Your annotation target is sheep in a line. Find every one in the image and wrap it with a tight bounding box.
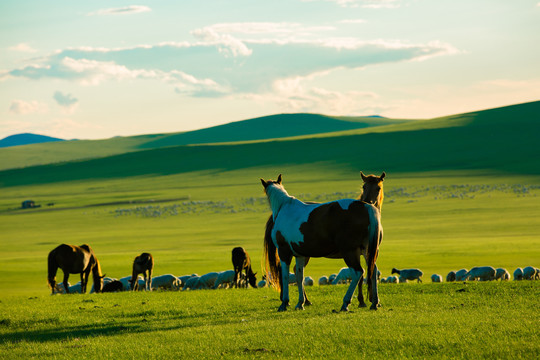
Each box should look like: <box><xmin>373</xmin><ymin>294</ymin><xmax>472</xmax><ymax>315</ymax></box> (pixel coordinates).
<box><xmin>431</xmin><ymin>274</ymin><xmax>443</xmax><ymax>283</ymax></box>
<box><xmin>178</xmin><ymin>274</ymin><xmax>197</xmax><ymax>288</ymax></box>
<box><xmin>331</xmin><ymin>267</ymin><xmax>352</xmax><ymax>285</ymax></box>
<box><xmin>523</xmin><ymin>266</ymin><xmax>540</xmax><ymax>280</ymax></box>
<box><xmin>318</xmin><ymin>276</ymin><xmax>329</xmax><ymax>286</ymax></box>
<box><xmin>303</xmin><ymin>276</ymin><xmax>314</xmax><ymax>286</ymax></box>
<box><xmin>152</xmin><ymin>274</ymin><xmax>181</xmax><ymax>291</ymax></box>
<box><xmin>495</xmin><ymin>268</ymin><xmax>510</xmax><ymax>281</ymax></box>
<box><xmin>455</xmin><ymin>269</ymin><xmax>469</xmax><ymax>281</ymax></box>
<box><xmin>195</xmin><ymin>272</ymin><xmax>219</xmax><ymax>290</ymax></box>
<box><xmin>386</xmin><ymin>276</ymin><xmax>399</xmax><ymax>283</ymax></box>
<box><xmin>446</xmin><ymin>271</ymin><xmax>456</xmax><ymax>282</ymax></box>
<box><xmin>182</xmin><ymin>276</ymin><xmax>201</xmax><ymax>290</ymax></box>
<box><xmin>212</xmin><ymin>270</ymin><xmax>236</xmax><ymax>289</ymax></box>
<box><xmin>328</xmin><ymin>274</ymin><xmax>337</xmax><ymax>284</ymax></box>
<box><xmin>465</xmin><ymin>266</ymin><xmax>496</xmax><ymax>281</ymax></box>
<box><xmin>391</xmin><ymin>268</ymin><xmax>423</xmax><ymax>283</ymax></box>
<box><xmin>513</xmin><ymin>268</ymin><xmax>523</xmax><ymax>281</ymax></box>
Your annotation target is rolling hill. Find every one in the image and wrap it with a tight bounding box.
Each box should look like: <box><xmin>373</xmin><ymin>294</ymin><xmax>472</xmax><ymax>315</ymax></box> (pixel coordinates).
<box><xmin>0</xmin><ymin>114</ymin><xmax>409</xmax><ymax>171</ymax></box>
<box><xmin>0</xmin><ymin>101</ymin><xmax>538</xmax><ymax>188</ymax></box>
<box><xmin>0</xmin><ymin>133</ymin><xmax>65</xmax><ymax>148</ymax></box>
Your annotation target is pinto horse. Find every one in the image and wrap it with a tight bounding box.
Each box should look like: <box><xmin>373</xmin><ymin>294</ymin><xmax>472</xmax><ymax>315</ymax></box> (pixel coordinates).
<box><xmin>232</xmin><ymin>247</ymin><xmax>258</xmax><ymax>288</ymax></box>
<box><xmin>47</xmin><ymin>244</ymin><xmax>104</xmax><ymax>294</ymax></box>
<box><xmin>262</xmin><ymin>172</ymin><xmax>385</xmax><ymax>312</ymax></box>
<box><xmin>130</xmin><ymin>252</ymin><xmax>154</xmax><ymax>291</ymax></box>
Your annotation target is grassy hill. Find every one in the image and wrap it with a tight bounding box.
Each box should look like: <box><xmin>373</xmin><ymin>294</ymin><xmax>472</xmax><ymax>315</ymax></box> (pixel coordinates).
<box><xmin>0</xmin><ymin>113</ymin><xmax>408</xmax><ymax>171</ymax></box>
<box><xmin>1</xmin><ymin>101</ymin><xmax>539</xmax><ymax>188</ymax></box>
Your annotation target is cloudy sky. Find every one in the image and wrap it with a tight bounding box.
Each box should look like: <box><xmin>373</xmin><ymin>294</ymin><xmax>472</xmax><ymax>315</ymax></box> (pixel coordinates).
<box><xmin>1</xmin><ymin>1</ymin><xmax>539</xmax><ymax>140</ymax></box>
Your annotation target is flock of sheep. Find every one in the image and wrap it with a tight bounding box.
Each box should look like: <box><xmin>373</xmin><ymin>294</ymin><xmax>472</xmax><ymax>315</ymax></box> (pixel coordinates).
<box><xmin>52</xmin><ymin>264</ymin><xmax>540</xmax><ymax>295</ymax></box>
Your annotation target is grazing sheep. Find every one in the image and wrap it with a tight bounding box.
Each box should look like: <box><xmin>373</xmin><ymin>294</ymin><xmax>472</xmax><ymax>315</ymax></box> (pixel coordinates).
<box><xmin>431</xmin><ymin>274</ymin><xmax>443</xmax><ymax>283</ymax></box>
<box><xmin>151</xmin><ymin>274</ymin><xmax>181</xmax><ymax>291</ymax></box>
<box><xmin>465</xmin><ymin>266</ymin><xmax>496</xmax><ymax>281</ymax></box>
<box><xmin>513</xmin><ymin>268</ymin><xmax>523</xmax><ymax>281</ymax></box>
<box><xmin>178</xmin><ymin>274</ymin><xmax>197</xmax><ymax>288</ymax></box>
<box><xmin>303</xmin><ymin>276</ymin><xmax>314</xmax><ymax>286</ymax></box>
<box><xmin>212</xmin><ymin>270</ymin><xmax>236</xmax><ymax>289</ymax></box>
<box><xmin>182</xmin><ymin>276</ymin><xmax>201</xmax><ymax>290</ymax></box>
<box><xmin>391</xmin><ymin>268</ymin><xmax>423</xmax><ymax>282</ymax></box>
<box><xmin>318</xmin><ymin>276</ymin><xmax>329</xmax><ymax>286</ymax></box>
<box><xmin>495</xmin><ymin>268</ymin><xmax>510</xmax><ymax>281</ymax></box>
<box><xmin>446</xmin><ymin>271</ymin><xmax>456</xmax><ymax>282</ymax></box>
<box><xmin>455</xmin><ymin>269</ymin><xmax>469</xmax><ymax>281</ymax></box>
<box><xmin>523</xmin><ymin>266</ymin><xmax>540</xmax><ymax>280</ymax></box>
<box><xmin>195</xmin><ymin>272</ymin><xmax>219</xmax><ymax>289</ymax></box>
<box><xmin>332</xmin><ymin>267</ymin><xmax>352</xmax><ymax>285</ymax></box>
<box><xmin>90</xmin><ymin>277</ymin><xmax>115</xmax><ymax>293</ymax></box>
<box><xmin>380</xmin><ymin>277</ymin><xmax>387</xmax><ymax>284</ymax></box>
<box><xmin>328</xmin><ymin>274</ymin><xmax>337</xmax><ymax>284</ymax></box>
<box><xmin>67</xmin><ymin>282</ymin><xmax>83</xmax><ymax>294</ymax></box>
<box><xmin>386</xmin><ymin>276</ymin><xmax>399</xmax><ymax>283</ymax></box>
<box><xmin>130</xmin><ymin>253</ymin><xmax>154</xmax><ymax>291</ymax></box>
<box><xmin>288</xmin><ymin>272</ymin><xmax>297</xmax><ymax>285</ymax></box>
<box><xmin>119</xmin><ymin>275</ymin><xmax>142</xmax><ymax>291</ymax></box>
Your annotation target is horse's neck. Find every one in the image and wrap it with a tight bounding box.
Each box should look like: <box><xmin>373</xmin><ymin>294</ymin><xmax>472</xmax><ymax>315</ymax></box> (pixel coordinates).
<box><xmin>267</xmin><ymin>185</ymin><xmax>295</xmax><ymax>218</ymax></box>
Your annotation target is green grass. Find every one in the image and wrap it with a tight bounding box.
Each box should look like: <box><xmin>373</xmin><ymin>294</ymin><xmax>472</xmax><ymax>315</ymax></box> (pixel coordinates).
<box><xmin>1</xmin><ymin>282</ymin><xmax>538</xmax><ymax>359</ymax></box>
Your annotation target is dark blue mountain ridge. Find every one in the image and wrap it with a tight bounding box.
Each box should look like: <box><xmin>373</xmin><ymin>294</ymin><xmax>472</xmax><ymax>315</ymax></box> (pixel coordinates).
<box><xmin>0</xmin><ymin>133</ymin><xmax>65</xmax><ymax>148</ymax></box>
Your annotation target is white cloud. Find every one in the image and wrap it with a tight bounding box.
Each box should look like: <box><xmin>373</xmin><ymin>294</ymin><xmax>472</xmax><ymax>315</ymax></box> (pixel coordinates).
<box><xmin>88</xmin><ymin>5</ymin><xmax>151</xmax><ymax>16</ymax></box>
<box><xmin>302</xmin><ymin>0</ymin><xmax>401</xmax><ymax>8</ymax></box>
<box><xmin>339</xmin><ymin>19</ymin><xmax>367</xmax><ymax>24</ymax></box>
<box><xmin>9</xmin><ymin>100</ymin><xmax>48</xmax><ymax>115</ymax></box>
<box><xmin>8</xmin><ymin>43</ymin><xmax>37</xmax><ymax>53</ymax></box>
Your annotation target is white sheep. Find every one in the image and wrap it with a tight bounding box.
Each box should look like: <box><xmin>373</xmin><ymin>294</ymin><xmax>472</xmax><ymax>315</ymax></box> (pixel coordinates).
<box><xmin>513</xmin><ymin>268</ymin><xmax>523</xmax><ymax>281</ymax></box>
<box><xmin>522</xmin><ymin>266</ymin><xmax>540</xmax><ymax>280</ymax></box>
<box><xmin>303</xmin><ymin>276</ymin><xmax>314</xmax><ymax>286</ymax></box>
<box><xmin>431</xmin><ymin>274</ymin><xmax>443</xmax><ymax>283</ymax></box>
<box><xmin>151</xmin><ymin>274</ymin><xmax>181</xmax><ymax>291</ymax></box>
<box><xmin>380</xmin><ymin>277</ymin><xmax>387</xmax><ymax>284</ymax></box>
<box><xmin>386</xmin><ymin>276</ymin><xmax>399</xmax><ymax>283</ymax></box>
<box><xmin>332</xmin><ymin>267</ymin><xmax>352</xmax><ymax>285</ymax></box>
<box><xmin>446</xmin><ymin>271</ymin><xmax>456</xmax><ymax>282</ymax></box>
<box><xmin>182</xmin><ymin>276</ymin><xmax>201</xmax><ymax>290</ymax></box>
<box><xmin>328</xmin><ymin>274</ymin><xmax>337</xmax><ymax>284</ymax></box>
<box><xmin>455</xmin><ymin>269</ymin><xmax>469</xmax><ymax>281</ymax></box>
<box><xmin>465</xmin><ymin>266</ymin><xmax>496</xmax><ymax>281</ymax></box>
<box><xmin>288</xmin><ymin>272</ymin><xmax>297</xmax><ymax>285</ymax></box>
<box><xmin>195</xmin><ymin>272</ymin><xmax>219</xmax><ymax>289</ymax></box>
<box><xmin>495</xmin><ymin>268</ymin><xmax>510</xmax><ymax>281</ymax></box>
<box><xmin>119</xmin><ymin>275</ymin><xmax>143</xmax><ymax>291</ymax></box>
<box><xmin>212</xmin><ymin>270</ymin><xmax>235</xmax><ymax>289</ymax></box>
<box><xmin>318</xmin><ymin>276</ymin><xmax>329</xmax><ymax>286</ymax></box>
<box><xmin>391</xmin><ymin>268</ymin><xmax>423</xmax><ymax>282</ymax></box>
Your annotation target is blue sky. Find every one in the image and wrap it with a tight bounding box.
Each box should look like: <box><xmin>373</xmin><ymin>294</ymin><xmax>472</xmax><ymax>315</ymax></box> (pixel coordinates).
<box><xmin>1</xmin><ymin>0</ymin><xmax>539</xmax><ymax>140</ymax></box>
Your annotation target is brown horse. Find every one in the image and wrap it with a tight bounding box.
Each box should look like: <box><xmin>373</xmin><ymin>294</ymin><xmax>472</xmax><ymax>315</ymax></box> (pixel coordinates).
<box><xmin>262</xmin><ymin>172</ymin><xmax>385</xmax><ymax>312</ymax></box>
<box><xmin>47</xmin><ymin>244</ymin><xmax>104</xmax><ymax>294</ymax></box>
<box><xmin>130</xmin><ymin>253</ymin><xmax>154</xmax><ymax>291</ymax></box>
<box><xmin>232</xmin><ymin>247</ymin><xmax>258</xmax><ymax>288</ymax></box>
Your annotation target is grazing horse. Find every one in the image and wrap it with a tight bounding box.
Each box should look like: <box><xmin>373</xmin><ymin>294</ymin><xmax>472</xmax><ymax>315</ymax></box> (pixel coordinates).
<box><xmin>47</xmin><ymin>244</ymin><xmax>104</xmax><ymax>294</ymax></box>
<box><xmin>130</xmin><ymin>253</ymin><xmax>154</xmax><ymax>291</ymax></box>
<box><xmin>232</xmin><ymin>247</ymin><xmax>258</xmax><ymax>288</ymax></box>
<box><xmin>262</xmin><ymin>172</ymin><xmax>385</xmax><ymax>312</ymax></box>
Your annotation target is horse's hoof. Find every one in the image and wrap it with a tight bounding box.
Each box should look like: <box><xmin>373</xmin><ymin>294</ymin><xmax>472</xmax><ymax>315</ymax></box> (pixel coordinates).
<box><xmin>295</xmin><ymin>305</ymin><xmax>305</xmax><ymax>311</ymax></box>
<box><xmin>358</xmin><ymin>303</ymin><xmax>367</xmax><ymax>308</ymax></box>
<box><xmin>340</xmin><ymin>306</ymin><xmax>349</xmax><ymax>312</ymax></box>
<box><xmin>278</xmin><ymin>307</ymin><xmax>287</xmax><ymax>312</ymax></box>
<box><xmin>305</xmin><ymin>300</ymin><xmax>312</xmax><ymax>306</ymax></box>
<box><xmin>370</xmin><ymin>304</ymin><xmax>378</xmax><ymax>311</ymax></box>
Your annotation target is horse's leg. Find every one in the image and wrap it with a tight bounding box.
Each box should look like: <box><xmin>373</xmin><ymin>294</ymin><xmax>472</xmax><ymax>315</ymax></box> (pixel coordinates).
<box><xmin>357</xmin><ymin>266</ymin><xmax>367</xmax><ymax>308</ymax></box>
<box><xmin>233</xmin><ymin>268</ymin><xmax>239</xmax><ymax>288</ymax></box>
<box><xmin>147</xmin><ymin>268</ymin><xmax>153</xmax><ymax>291</ymax></box>
<box><xmin>278</xmin><ymin>260</ymin><xmax>291</xmax><ymax>312</ymax></box>
<box><xmin>369</xmin><ymin>264</ymin><xmax>380</xmax><ymax>310</ymax></box>
<box><xmin>294</xmin><ymin>257</ymin><xmax>307</xmax><ymax>310</ymax></box>
<box><xmin>81</xmin><ymin>270</ymin><xmax>90</xmax><ymax>293</ymax></box>
<box><xmin>303</xmin><ymin>257</ymin><xmax>312</xmax><ymax>306</ymax></box>
<box><xmin>63</xmin><ymin>271</ymin><xmax>70</xmax><ymax>294</ymax></box>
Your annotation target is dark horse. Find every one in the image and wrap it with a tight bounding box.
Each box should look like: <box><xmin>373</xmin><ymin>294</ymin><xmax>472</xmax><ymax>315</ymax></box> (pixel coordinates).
<box><xmin>47</xmin><ymin>244</ymin><xmax>104</xmax><ymax>294</ymax></box>
<box><xmin>130</xmin><ymin>252</ymin><xmax>154</xmax><ymax>291</ymax></box>
<box><xmin>262</xmin><ymin>172</ymin><xmax>385</xmax><ymax>312</ymax></box>
<box><xmin>232</xmin><ymin>247</ymin><xmax>258</xmax><ymax>288</ymax></box>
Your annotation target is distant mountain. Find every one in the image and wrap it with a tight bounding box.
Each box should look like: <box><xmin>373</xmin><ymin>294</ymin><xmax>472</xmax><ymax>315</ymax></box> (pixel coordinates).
<box><xmin>0</xmin><ymin>133</ymin><xmax>65</xmax><ymax>148</ymax></box>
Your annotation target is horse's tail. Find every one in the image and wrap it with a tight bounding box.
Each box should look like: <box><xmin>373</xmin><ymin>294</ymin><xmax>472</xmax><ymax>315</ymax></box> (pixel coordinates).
<box><xmin>366</xmin><ymin>205</ymin><xmax>382</xmax><ymax>283</ymax></box>
<box><xmin>262</xmin><ymin>215</ymin><xmax>281</xmax><ymax>291</ymax></box>
<box><xmin>47</xmin><ymin>248</ymin><xmax>58</xmax><ymax>291</ymax></box>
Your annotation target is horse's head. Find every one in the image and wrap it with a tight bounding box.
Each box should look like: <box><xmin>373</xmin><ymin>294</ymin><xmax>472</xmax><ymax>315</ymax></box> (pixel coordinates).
<box><xmin>359</xmin><ymin>171</ymin><xmax>386</xmax><ymax>211</ymax></box>
<box><xmin>248</xmin><ymin>272</ymin><xmax>258</xmax><ymax>288</ymax></box>
<box><xmin>92</xmin><ymin>258</ymin><xmax>104</xmax><ymax>293</ymax></box>
<box><xmin>260</xmin><ymin>174</ymin><xmax>282</xmax><ymax>192</ymax></box>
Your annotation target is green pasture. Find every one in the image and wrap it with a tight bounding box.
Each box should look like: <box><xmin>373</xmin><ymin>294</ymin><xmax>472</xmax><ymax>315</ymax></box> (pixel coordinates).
<box><xmin>1</xmin><ymin>169</ymin><xmax>539</xmax><ymax>296</ymax></box>
<box><xmin>1</xmin><ymin>282</ymin><xmax>538</xmax><ymax>359</ymax></box>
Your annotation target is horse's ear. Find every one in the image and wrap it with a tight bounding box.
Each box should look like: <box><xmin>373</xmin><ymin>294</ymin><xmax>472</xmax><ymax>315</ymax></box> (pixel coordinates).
<box><xmin>277</xmin><ymin>174</ymin><xmax>282</xmax><ymax>184</ymax></box>
<box><xmin>100</xmin><ymin>274</ymin><xmax>106</xmax><ymax>279</ymax></box>
<box><xmin>361</xmin><ymin>171</ymin><xmax>367</xmax><ymax>182</ymax></box>
<box><xmin>260</xmin><ymin>178</ymin><xmax>268</xmax><ymax>188</ymax></box>
<box><xmin>380</xmin><ymin>172</ymin><xmax>386</xmax><ymax>180</ymax></box>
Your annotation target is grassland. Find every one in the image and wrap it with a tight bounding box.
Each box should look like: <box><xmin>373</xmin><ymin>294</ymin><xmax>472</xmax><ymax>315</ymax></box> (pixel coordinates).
<box><xmin>1</xmin><ymin>101</ymin><xmax>539</xmax><ymax>358</ymax></box>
